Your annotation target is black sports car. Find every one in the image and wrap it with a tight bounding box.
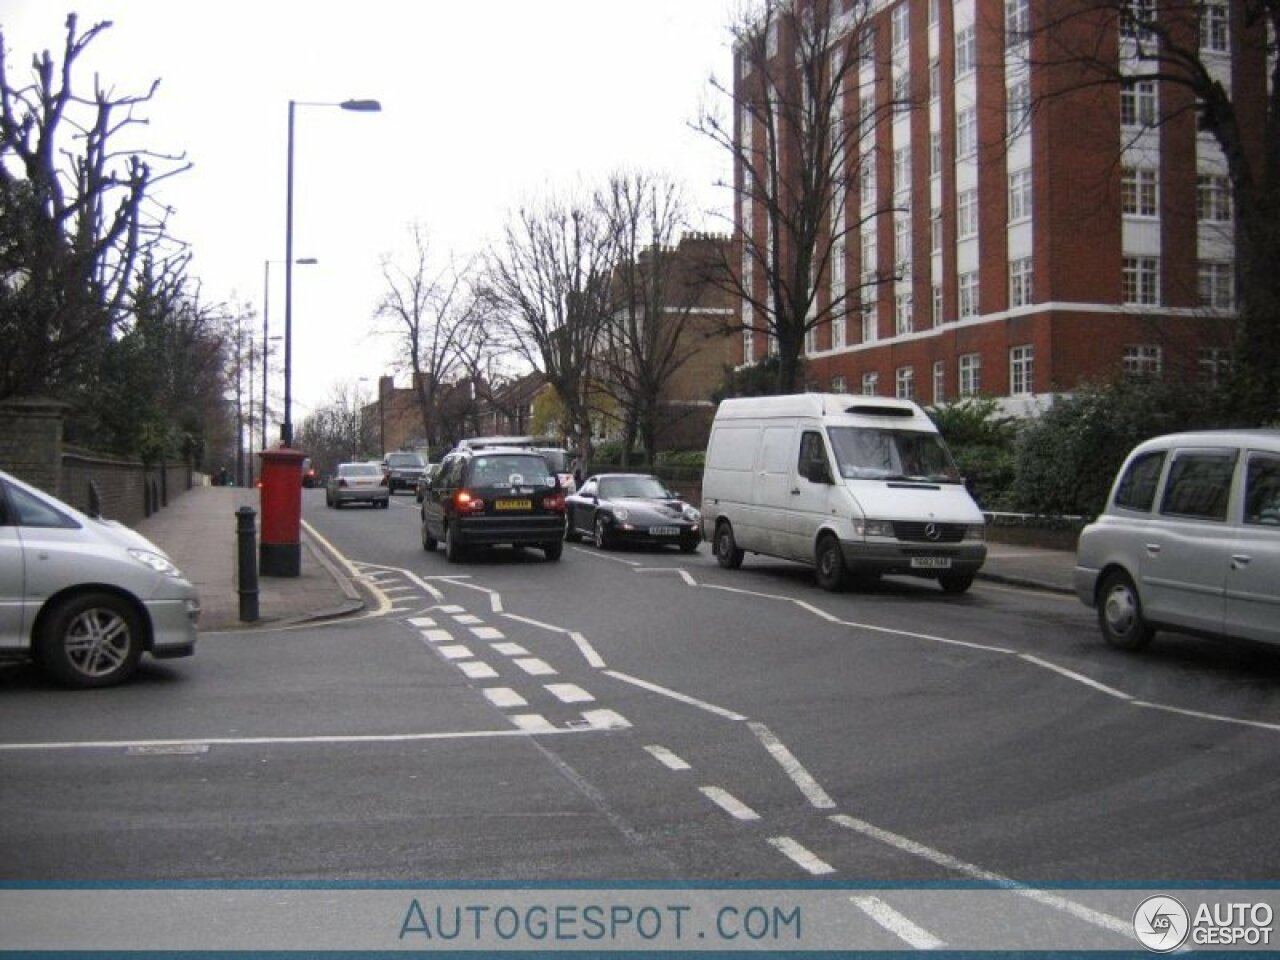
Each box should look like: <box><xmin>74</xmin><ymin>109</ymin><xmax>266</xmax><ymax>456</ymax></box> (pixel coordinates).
<box><xmin>565</xmin><ymin>473</ymin><xmax>701</xmax><ymax>552</ymax></box>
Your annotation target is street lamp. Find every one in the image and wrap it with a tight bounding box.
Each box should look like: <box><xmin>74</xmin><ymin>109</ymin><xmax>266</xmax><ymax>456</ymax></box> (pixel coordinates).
<box><xmin>281</xmin><ymin>97</ymin><xmax>382</xmax><ymax>449</ymax></box>
<box><xmin>263</xmin><ymin>257</ymin><xmax>316</xmax><ymax>450</ymax></box>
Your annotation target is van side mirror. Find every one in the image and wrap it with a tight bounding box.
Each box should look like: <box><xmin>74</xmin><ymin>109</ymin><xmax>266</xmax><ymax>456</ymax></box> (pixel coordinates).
<box><xmin>805</xmin><ymin>460</ymin><xmax>832</xmax><ymax>484</ymax></box>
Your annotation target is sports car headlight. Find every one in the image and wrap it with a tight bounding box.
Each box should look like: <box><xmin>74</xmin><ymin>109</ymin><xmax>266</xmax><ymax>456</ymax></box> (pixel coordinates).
<box><xmin>129</xmin><ymin>548</ymin><xmax>184</xmax><ymax>578</ymax></box>
<box><xmin>682</xmin><ymin>504</ymin><xmax>701</xmax><ymax>523</ymax></box>
<box><xmin>613</xmin><ymin>507</ymin><xmax>629</xmax><ymax>522</ymax></box>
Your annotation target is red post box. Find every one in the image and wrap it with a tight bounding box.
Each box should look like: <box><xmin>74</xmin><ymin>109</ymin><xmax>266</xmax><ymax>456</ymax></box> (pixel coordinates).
<box><xmin>258</xmin><ymin>447</ymin><xmax>306</xmax><ymax>577</ymax></box>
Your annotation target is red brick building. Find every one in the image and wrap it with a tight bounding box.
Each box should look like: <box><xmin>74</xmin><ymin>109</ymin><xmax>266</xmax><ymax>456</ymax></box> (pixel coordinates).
<box><xmin>735</xmin><ymin>0</ymin><xmax>1248</xmax><ymax>413</ymax></box>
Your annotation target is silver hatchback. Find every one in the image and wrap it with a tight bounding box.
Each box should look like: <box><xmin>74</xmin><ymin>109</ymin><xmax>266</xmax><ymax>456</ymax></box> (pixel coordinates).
<box><xmin>1074</xmin><ymin>430</ymin><xmax>1280</xmax><ymax>651</ymax></box>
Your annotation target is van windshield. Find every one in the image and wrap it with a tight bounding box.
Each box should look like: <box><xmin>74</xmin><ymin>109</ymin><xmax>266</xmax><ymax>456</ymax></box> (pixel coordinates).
<box><xmin>827</xmin><ymin>427</ymin><xmax>962</xmax><ymax>483</ymax></box>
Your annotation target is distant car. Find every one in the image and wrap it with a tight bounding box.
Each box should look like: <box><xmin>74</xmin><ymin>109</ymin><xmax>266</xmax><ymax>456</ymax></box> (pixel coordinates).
<box><xmin>565</xmin><ymin>473</ymin><xmax>701</xmax><ymax>552</ymax></box>
<box><xmin>383</xmin><ymin>451</ymin><xmax>429</xmax><ymax>494</ymax></box>
<box><xmin>326</xmin><ymin>462</ymin><xmax>390</xmax><ymax>509</ymax></box>
<box><xmin>420</xmin><ymin>446</ymin><xmax>566</xmax><ymax>562</ymax></box>
<box><xmin>1074</xmin><ymin>429</ymin><xmax>1280</xmax><ymax>651</ymax></box>
<box><xmin>0</xmin><ymin>469</ymin><xmax>199</xmax><ymax>688</ymax></box>
<box><xmin>301</xmin><ymin>457</ymin><xmax>319</xmax><ymax>488</ymax></box>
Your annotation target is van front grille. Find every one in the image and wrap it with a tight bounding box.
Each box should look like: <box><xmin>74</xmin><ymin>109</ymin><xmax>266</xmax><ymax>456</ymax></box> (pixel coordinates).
<box><xmin>892</xmin><ymin>521</ymin><xmax>966</xmax><ymax>543</ymax></box>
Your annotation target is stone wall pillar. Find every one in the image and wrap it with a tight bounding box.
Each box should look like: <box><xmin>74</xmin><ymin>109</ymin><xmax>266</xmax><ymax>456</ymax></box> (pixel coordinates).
<box><xmin>0</xmin><ymin>398</ymin><xmax>68</xmax><ymax>493</ymax></box>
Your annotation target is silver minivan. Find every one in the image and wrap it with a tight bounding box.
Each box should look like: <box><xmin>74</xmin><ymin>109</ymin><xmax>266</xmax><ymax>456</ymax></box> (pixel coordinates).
<box><xmin>0</xmin><ymin>469</ymin><xmax>200</xmax><ymax>687</ymax></box>
<box><xmin>1074</xmin><ymin>430</ymin><xmax>1280</xmax><ymax>650</ymax></box>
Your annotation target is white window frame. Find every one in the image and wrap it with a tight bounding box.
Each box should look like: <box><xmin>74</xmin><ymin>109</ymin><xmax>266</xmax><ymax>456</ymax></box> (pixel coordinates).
<box><xmin>896</xmin><ymin>365</ymin><xmax>916</xmax><ymax>400</ymax></box>
<box><xmin>1009</xmin><ymin>257</ymin><xmax>1033</xmax><ymax>308</ymax></box>
<box><xmin>1008</xmin><ymin>167</ymin><xmax>1033</xmax><ymax>222</ymax></box>
<box><xmin>862</xmin><ymin>371</ymin><xmax>880</xmax><ymax>395</ymax></box>
<box><xmin>956</xmin><ymin>108</ymin><xmax>978</xmax><ymax>159</ymax></box>
<box><xmin>1122</xmin><ymin>256</ymin><xmax>1161</xmax><ymax>306</ymax></box>
<box><xmin>958</xmin><ymin>353</ymin><xmax>982</xmax><ymax>397</ymax></box>
<box><xmin>958</xmin><ymin>270</ymin><xmax>980</xmax><ymax>318</ymax></box>
<box><xmin>1122</xmin><ymin>166</ymin><xmax>1159</xmax><ymax>217</ymax></box>
<box><xmin>1010</xmin><ymin>344</ymin><xmax>1034</xmax><ymax>396</ymax></box>
<box><xmin>957</xmin><ymin>189</ymin><xmax>979</xmax><ymax>239</ymax></box>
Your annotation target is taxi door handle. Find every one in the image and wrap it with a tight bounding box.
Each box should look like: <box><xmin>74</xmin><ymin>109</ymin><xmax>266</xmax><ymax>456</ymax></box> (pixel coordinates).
<box><xmin>1231</xmin><ymin>554</ymin><xmax>1252</xmax><ymax>569</ymax></box>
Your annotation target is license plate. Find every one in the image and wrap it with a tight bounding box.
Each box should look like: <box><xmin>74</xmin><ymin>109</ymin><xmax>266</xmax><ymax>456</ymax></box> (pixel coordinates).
<box><xmin>910</xmin><ymin>557</ymin><xmax>952</xmax><ymax>569</ymax></box>
<box><xmin>649</xmin><ymin>526</ymin><xmax>680</xmax><ymax>536</ymax></box>
<box><xmin>495</xmin><ymin>499</ymin><xmax>532</xmax><ymax>511</ymax></box>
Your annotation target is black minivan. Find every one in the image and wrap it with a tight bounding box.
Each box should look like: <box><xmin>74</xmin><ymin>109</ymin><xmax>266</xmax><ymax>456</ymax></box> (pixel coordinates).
<box><xmin>420</xmin><ymin>446</ymin><xmax>567</xmax><ymax>562</ymax></box>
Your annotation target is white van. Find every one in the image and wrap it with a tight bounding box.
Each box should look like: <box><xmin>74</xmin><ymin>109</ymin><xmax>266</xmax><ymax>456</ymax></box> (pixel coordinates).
<box><xmin>700</xmin><ymin>394</ymin><xmax>987</xmax><ymax>592</ymax></box>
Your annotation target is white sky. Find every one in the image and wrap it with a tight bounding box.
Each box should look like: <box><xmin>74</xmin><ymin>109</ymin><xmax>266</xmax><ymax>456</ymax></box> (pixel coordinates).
<box><xmin>0</xmin><ymin>0</ymin><xmax>738</xmax><ymax>430</ymax></box>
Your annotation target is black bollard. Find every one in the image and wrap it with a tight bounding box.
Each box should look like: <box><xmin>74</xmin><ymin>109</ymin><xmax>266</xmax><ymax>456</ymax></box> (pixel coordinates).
<box><xmin>236</xmin><ymin>505</ymin><xmax>260</xmax><ymax>622</ymax></box>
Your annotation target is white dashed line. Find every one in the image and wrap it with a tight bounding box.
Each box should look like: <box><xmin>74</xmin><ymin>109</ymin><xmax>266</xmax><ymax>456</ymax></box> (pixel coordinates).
<box><xmin>644</xmin><ymin>745</ymin><xmax>692</xmax><ymax>771</ymax></box>
<box><xmin>421</xmin><ymin>630</ymin><xmax>453</xmax><ymax>644</ymax></box>
<box><xmin>437</xmin><ymin>645</ymin><xmax>473</xmax><ymax>661</ymax></box>
<box><xmin>749</xmin><ymin>722</ymin><xmax>836</xmax><ymax>809</ymax></box>
<box><xmin>471</xmin><ymin>626</ymin><xmax>505</xmax><ymax>640</ymax></box>
<box><xmin>514</xmin><ymin>658</ymin><xmax>557</xmax><ymax>677</ymax></box>
<box><xmin>407</xmin><ymin>617</ymin><xmax>437</xmax><ymax>628</ymax></box>
<box><xmin>700</xmin><ymin>786</ymin><xmax>760</xmax><ymax>821</ymax></box>
<box><xmin>453</xmin><ymin>614</ymin><xmax>483</xmax><ymax>625</ymax></box>
<box><xmin>545</xmin><ymin>683</ymin><xmax>595</xmax><ymax>704</ymax></box>
<box><xmin>767</xmin><ymin>836</ymin><xmax>836</xmax><ymax>876</ymax></box>
<box><xmin>850</xmin><ymin>896</ymin><xmax>946</xmax><ymax>949</ymax></box>
<box><xmin>582</xmin><ymin>709</ymin><xmax>631</xmax><ymax>730</ymax></box>
<box><xmin>569</xmin><ymin>632</ymin><xmax>606</xmax><ymax>669</ymax></box>
<box><xmin>483</xmin><ymin>688</ymin><xmax>528</xmax><ymax>709</ymax></box>
<box><xmin>511</xmin><ymin>714</ymin><xmax>556</xmax><ymax>733</ymax></box>
<box><xmin>491</xmin><ymin>642</ymin><xmax>529</xmax><ymax>657</ymax></box>
<box><xmin>457</xmin><ymin>661</ymin><xmax>499</xmax><ymax>680</ymax></box>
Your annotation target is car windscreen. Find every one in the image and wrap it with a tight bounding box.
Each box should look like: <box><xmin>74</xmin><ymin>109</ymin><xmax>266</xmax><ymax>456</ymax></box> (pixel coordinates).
<box><xmin>469</xmin><ymin>456</ymin><xmax>555</xmax><ymax>488</ymax></box>
<box><xmin>827</xmin><ymin>427</ymin><xmax>962</xmax><ymax>483</ymax></box>
<box><xmin>600</xmin><ymin>476</ymin><xmax>668</xmax><ymax>500</ymax></box>
<box><xmin>387</xmin><ymin>453</ymin><xmax>424</xmax><ymax>467</ymax></box>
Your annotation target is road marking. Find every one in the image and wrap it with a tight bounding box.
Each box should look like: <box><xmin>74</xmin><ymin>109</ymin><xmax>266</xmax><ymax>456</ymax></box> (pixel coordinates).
<box><xmin>1132</xmin><ymin>699</ymin><xmax>1280</xmax><ymax>732</ymax></box>
<box><xmin>582</xmin><ymin>709</ymin><xmax>631</xmax><ymax>730</ymax></box>
<box><xmin>768</xmin><ymin>836</ymin><xmax>836</xmax><ymax>876</ymax></box>
<box><xmin>504</xmin><ymin>613</ymin><xmax>568</xmax><ymax>634</ymax></box>
<box><xmin>637</xmin><ymin>568</ymin><xmax>698</xmax><ymax>586</ymax></box>
<box><xmin>546</xmin><ymin>683</ymin><xmax>595</xmax><ymax>704</ymax></box>
<box><xmin>491</xmin><ymin>642</ymin><xmax>529</xmax><ymax>657</ymax></box>
<box><xmin>749</xmin><ymin>722</ymin><xmax>836</xmax><ymax>809</ymax></box>
<box><xmin>515</xmin><ymin>657</ymin><xmax>557</xmax><ymax>677</ymax></box>
<box><xmin>471</xmin><ymin>626</ymin><xmax>505</xmax><ymax>640</ymax></box>
<box><xmin>438</xmin><ymin>605</ymin><xmax>465</xmax><ymax>613</ymax></box>
<box><xmin>571</xmin><ymin>546</ymin><xmax>641</xmax><ymax>566</ymax></box>
<box><xmin>512</xmin><ymin>714</ymin><xmax>556</xmax><ymax>733</ymax></box>
<box><xmin>604</xmin><ymin>670</ymin><xmax>748</xmax><ymax>722</ymax></box>
<box><xmin>437</xmin><ymin>645</ymin><xmax>473</xmax><ymax>661</ymax></box>
<box><xmin>453</xmin><ymin>614</ymin><xmax>483</xmax><ymax>625</ymax></box>
<box><xmin>1019</xmin><ymin>654</ymin><xmax>1133</xmax><ymax>700</ymax></box>
<box><xmin>850</xmin><ymin>896</ymin><xmax>946</xmax><ymax>950</ymax></box>
<box><xmin>421</xmin><ymin>630</ymin><xmax>453</xmax><ymax>644</ymax></box>
<box><xmin>830</xmin><ymin>814</ymin><xmax>1130</xmax><ymax>937</ymax></box>
<box><xmin>644</xmin><ymin>745</ymin><xmax>691</xmax><ymax>771</ymax></box>
<box><xmin>457</xmin><ymin>661</ymin><xmax>499</xmax><ymax>680</ymax></box>
<box><xmin>483</xmin><ymin>688</ymin><xmax>528</xmax><ymax>709</ymax></box>
<box><xmin>569</xmin><ymin>631</ymin><xmax>607</xmax><ymax>669</ymax></box>
<box><xmin>407</xmin><ymin>617</ymin><xmax>437</xmax><ymax>628</ymax></box>
<box><xmin>700</xmin><ymin>786</ymin><xmax>760</xmax><ymax>821</ymax></box>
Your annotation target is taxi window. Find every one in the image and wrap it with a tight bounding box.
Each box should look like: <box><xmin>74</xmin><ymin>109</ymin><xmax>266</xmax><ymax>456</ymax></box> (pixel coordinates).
<box><xmin>1159</xmin><ymin>450</ymin><xmax>1236</xmax><ymax>522</ymax></box>
<box><xmin>1243</xmin><ymin>453</ymin><xmax>1280</xmax><ymax>526</ymax></box>
<box><xmin>1113</xmin><ymin>451</ymin><xmax>1165</xmax><ymax>512</ymax></box>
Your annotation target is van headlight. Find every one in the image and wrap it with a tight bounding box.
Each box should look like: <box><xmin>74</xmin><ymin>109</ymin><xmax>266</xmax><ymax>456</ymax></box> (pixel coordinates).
<box><xmin>129</xmin><ymin>548</ymin><xmax>184</xmax><ymax>578</ymax></box>
<box><xmin>852</xmin><ymin>519</ymin><xmax>894</xmax><ymax>538</ymax></box>
<box><xmin>964</xmin><ymin>524</ymin><xmax>986</xmax><ymax>541</ymax></box>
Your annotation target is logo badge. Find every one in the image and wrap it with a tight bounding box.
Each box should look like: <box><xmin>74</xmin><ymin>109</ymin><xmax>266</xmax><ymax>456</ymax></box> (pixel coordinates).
<box><xmin>1133</xmin><ymin>895</ymin><xmax>1190</xmax><ymax>952</ymax></box>
<box><xmin>924</xmin><ymin>522</ymin><xmax>941</xmax><ymax>541</ymax></box>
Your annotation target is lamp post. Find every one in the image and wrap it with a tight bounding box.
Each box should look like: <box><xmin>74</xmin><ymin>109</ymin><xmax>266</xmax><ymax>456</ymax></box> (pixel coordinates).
<box><xmin>281</xmin><ymin>97</ymin><xmax>381</xmax><ymax>449</ymax></box>
<box><xmin>262</xmin><ymin>257</ymin><xmax>316</xmax><ymax>451</ymax></box>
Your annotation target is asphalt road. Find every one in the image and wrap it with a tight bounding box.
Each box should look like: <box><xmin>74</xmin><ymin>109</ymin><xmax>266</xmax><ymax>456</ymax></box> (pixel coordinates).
<box><xmin>3</xmin><ymin>488</ymin><xmax>1279</xmax><ymax>947</ymax></box>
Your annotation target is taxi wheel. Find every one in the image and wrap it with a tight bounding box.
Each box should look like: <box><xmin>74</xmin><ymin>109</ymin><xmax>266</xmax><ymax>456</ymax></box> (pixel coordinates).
<box><xmin>1098</xmin><ymin>570</ymin><xmax>1154</xmax><ymax>650</ymax></box>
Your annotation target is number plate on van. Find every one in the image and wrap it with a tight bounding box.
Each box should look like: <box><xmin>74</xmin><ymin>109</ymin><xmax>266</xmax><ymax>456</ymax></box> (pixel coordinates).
<box><xmin>910</xmin><ymin>557</ymin><xmax>951</xmax><ymax>569</ymax></box>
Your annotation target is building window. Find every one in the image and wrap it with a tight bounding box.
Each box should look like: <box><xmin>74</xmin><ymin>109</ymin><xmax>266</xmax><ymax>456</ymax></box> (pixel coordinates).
<box><xmin>956</xmin><ymin>107</ymin><xmax>978</xmax><ymax>159</ymax></box>
<box><xmin>930</xmin><ymin>209</ymin><xmax>942</xmax><ymax>253</ymax></box>
<box><xmin>896</xmin><ymin>365</ymin><xmax>916</xmax><ymax>399</ymax></box>
<box><xmin>831</xmin><ymin>239</ymin><xmax>846</xmax><ymax>302</ymax></box>
<box><xmin>895</xmin><ymin>291</ymin><xmax>913</xmax><ymax>335</ymax></box>
<box><xmin>1010</xmin><ymin>344</ymin><xmax>1034</xmax><ymax>395</ymax></box>
<box><xmin>1006</xmin><ymin>0</ymin><xmax>1031</xmax><ymax>49</ymax></box>
<box><xmin>1009</xmin><ymin>256</ymin><xmax>1033</xmax><ymax>307</ymax></box>
<box><xmin>831</xmin><ymin>375</ymin><xmax>847</xmax><ymax>394</ymax></box>
<box><xmin>894</xmin><ymin>145</ymin><xmax>912</xmax><ymax>193</ymax></box>
<box><xmin>957</xmin><ymin>189</ymin><xmax>979</xmax><ymax>239</ymax></box>
<box><xmin>1008</xmin><ymin>167</ymin><xmax>1033</xmax><ymax>222</ymax></box>
<box><xmin>1120</xmin><ymin>79</ymin><xmax>1158</xmax><ymax>127</ymax></box>
<box><xmin>1198</xmin><ymin>261</ymin><xmax>1234</xmax><ymax>309</ymax></box>
<box><xmin>861</xmin><ymin>299</ymin><xmax>878</xmax><ymax>343</ymax></box>
<box><xmin>958</xmin><ymin>270</ymin><xmax>980</xmax><ymax>318</ymax></box>
<box><xmin>1121</xmin><ymin>0</ymin><xmax>1157</xmax><ymax>41</ymax></box>
<box><xmin>832</xmin><ymin>310</ymin><xmax>847</xmax><ymax>349</ymax></box>
<box><xmin>1198</xmin><ymin>348</ymin><xmax>1229</xmax><ymax>387</ymax></box>
<box><xmin>1122</xmin><ymin>167</ymin><xmax>1159</xmax><ymax>217</ymax></box>
<box><xmin>862</xmin><ymin>371</ymin><xmax>880</xmax><ymax>395</ymax></box>
<box><xmin>955</xmin><ymin>25</ymin><xmax>976</xmax><ymax>76</ymax></box>
<box><xmin>893</xmin><ymin>70</ymin><xmax>911</xmax><ymax>112</ymax></box>
<box><xmin>891</xmin><ymin>2</ymin><xmax>910</xmax><ymax>51</ymax></box>
<box><xmin>933</xmin><ymin>360</ymin><xmax>946</xmax><ymax>404</ymax></box>
<box><xmin>959</xmin><ymin>353</ymin><xmax>982</xmax><ymax>397</ymax></box>
<box><xmin>932</xmin><ymin>283</ymin><xmax>943</xmax><ymax>326</ymax></box>
<box><xmin>861</xmin><ymin>230</ymin><xmax>878</xmax><ymax>274</ymax></box>
<box><xmin>1197</xmin><ymin>174</ymin><xmax>1232</xmax><ymax>222</ymax></box>
<box><xmin>860</xmin><ymin>161</ymin><xmax>876</xmax><ymax>206</ymax></box>
<box><xmin>1122</xmin><ymin>256</ymin><xmax>1160</xmax><ymax>305</ymax></box>
<box><xmin>742</xmin><ymin>325</ymin><xmax>755</xmax><ymax>363</ymax></box>
<box><xmin>895</xmin><ymin>216</ymin><xmax>912</xmax><ymax>268</ymax></box>
<box><xmin>930</xmin><ymin>130</ymin><xmax>942</xmax><ymax>177</ymax></box>
<box><xmin>1123</xmin><ymin>345</ymin><xmax>1163</xmax><ymax>377</ymax></box>
<box><xmin>1006</xmin><ymin>78</ymin><xmax>1031</xmax><ymax>135</ymax></box>
<box><xmin>1201</xmin><ymin>3</ymin><xmax>1229</xmax><ymax>53</ymax></box>
<box><xmin>929</xmin><ymin>0</ymin><xmax>939</xmax><ymax>27</ymax></box>
<box><xmin>805</xmin><ymin>324</ymin><xmax>818</xmax><ymax>357</ymax></box>
<box><xmin>929</xmin><ymin>58</ymin><xmax>940</xmax><ymax>101</ymax></box>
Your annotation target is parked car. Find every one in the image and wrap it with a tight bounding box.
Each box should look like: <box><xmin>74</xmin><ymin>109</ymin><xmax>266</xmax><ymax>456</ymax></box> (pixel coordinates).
<box><xmin>301</xmin><ymin>457</ymin><xmax>319</xmax><ymax>488</ymax></box>
<box><xmin>325</xmin><ymin>462</ymin><xmax>390</xmax><ymax>509</ymax></box>
<box><xmin>383</xmin><ymin>451</ymin><xmax>429</xmax><ymax>494</ymax></box>
<box><xmin>1074</xmin><ymin>429</ymin><xmax>1280</xmax><ymax>651</ymax></box>
<box><xmin>420</xmin><ymin>446</ymin><xmax>566</xmax><ymax>562</ymax></box>
<box><xmin>700</xmin><ymin>394</ymin><xmax>986</xmax><ymax>592</ymax></box>
<box><xmin>565</xmin><ymin>473</ymin><xmax>701</xmax><ymax>552</ymax></box>
<box><xmin>0</xmin><ymin>469</ymin><xmax>199</xmax><ymax>688</ymax></box>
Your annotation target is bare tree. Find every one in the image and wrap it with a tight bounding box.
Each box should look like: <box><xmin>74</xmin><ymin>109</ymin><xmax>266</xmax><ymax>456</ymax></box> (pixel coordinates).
<box><xmin>374</xmin><ymin>222</ymin><xmax>484</xmax><ymax>448</ymax></box>
<box><xmin>1025</xmin><ymin>0</ymin><xmax>1280</xmax><ymax>422</ymax></box>
<box><xmin>597</xmin><ymin>170</ymin><xmax>719</xmax><ymax>460</ymax></box>
<box><xmin>0</xmin><ymin>14</ymin><xmax>189</xmax><ymax>401</ymax></box>
<box><xmin>696</xmin><ymin>0</ymin><xmax>896</xmax><ymax>393</ymax></box>
<box><xmin>484</xmin><ymin>190</ymin><xmax>616</xmax><ymax>467</ymax></box>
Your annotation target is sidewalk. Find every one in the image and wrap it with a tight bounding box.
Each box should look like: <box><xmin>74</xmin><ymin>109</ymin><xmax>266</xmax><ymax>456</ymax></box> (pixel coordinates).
<box><xmin>134</xmin><ymin>485</ymin><xmax>364</xmax><ymax>632</ymax></box>
<box><xmin>132</xmin><ymin>487</ymin><xmax>1076</xmax><ymax>635</ymax></box>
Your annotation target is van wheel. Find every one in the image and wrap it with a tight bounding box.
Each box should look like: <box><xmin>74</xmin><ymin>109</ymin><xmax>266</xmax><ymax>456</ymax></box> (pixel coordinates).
<box><xmin>1098</xmin><ymin>570</ymin><xmax>1154</xmax><ymax>650</ymax></box>
<box><xmin>714</xmin><ymin>521</ymin><xmax>744</xmax><ymax>569</ymax></box>
<box><xmin>36</xmin><ymin>592</ymin><xmax>144</xmax><ymax>688</ymax></box>
<box><xmin>939</xmin><ymin>572</ymin><xmax>974</xmax><ymax>594</ymax></box>
<box><xmin>815</xmin><ymin>535</ymin><xmax>847</xmax><ymax>591</ymax></box>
